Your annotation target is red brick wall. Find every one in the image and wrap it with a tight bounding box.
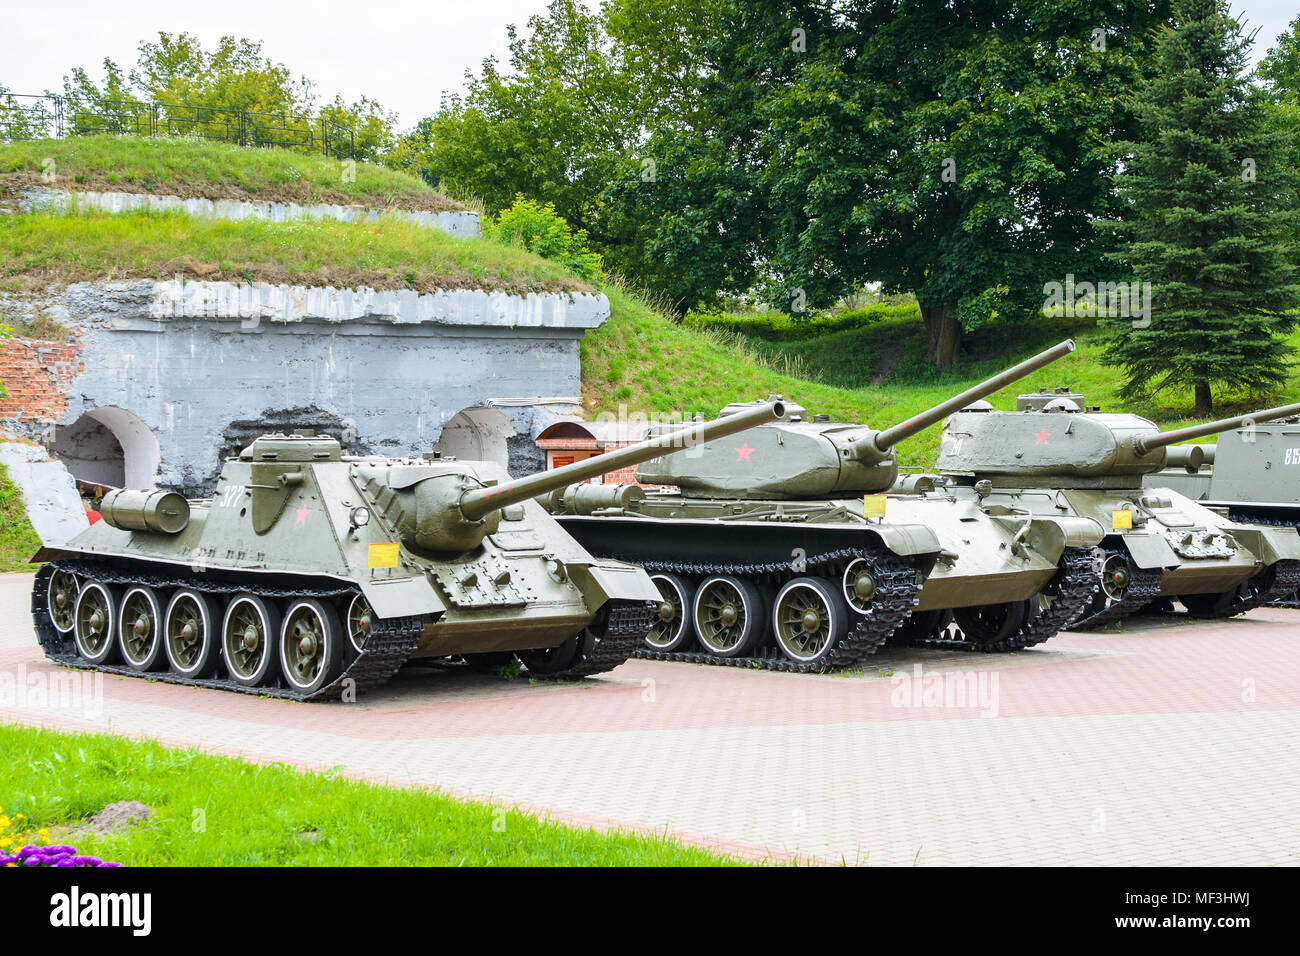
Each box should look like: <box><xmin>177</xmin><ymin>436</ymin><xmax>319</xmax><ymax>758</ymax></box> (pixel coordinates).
<box><xmin>0</xmin><ymin>334</ymin><xmax>84</xmax><ymax>422</ymax></box>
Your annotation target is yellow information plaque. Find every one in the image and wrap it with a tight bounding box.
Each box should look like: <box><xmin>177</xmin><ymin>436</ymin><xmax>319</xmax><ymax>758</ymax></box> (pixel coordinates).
<box><xmin>864</xmin><ymin>494</ymin><xmax>887</xmax><ymax>518</ymax></box>
<box><xmin>367</xmin><ymin>542</ymin><xmax>400</xmax><ymax>569</ymax></box>
<box><xmin>1112</xmin><ymin>510</ymin><xmax>1133</xmax><ymax>530</ymax></box>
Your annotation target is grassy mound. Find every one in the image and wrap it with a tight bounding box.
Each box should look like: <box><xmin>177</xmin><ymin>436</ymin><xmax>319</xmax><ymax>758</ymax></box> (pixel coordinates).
<box><xmin>582</xmin><ymin>290</ymin><xmax>1300</xmax><ymax>468</ymax></box>
<box><xmin>0</xmin><ymin>723</ymin><xmax>742</xmax><ymax>866</ymax></box>
<box><xmin>0</xmin><ymin>135</ymin><xmax>461</xmax><ymax>212</ymax></box>
<box><xmin>0</xmin><ymin>209</ymin><xmax>592</xmax><ymax>296</ymax></box>
<box><xmin>0</xmin><ymin>462</ymin><xmax>41</xmax><ymax>571</ymax></box>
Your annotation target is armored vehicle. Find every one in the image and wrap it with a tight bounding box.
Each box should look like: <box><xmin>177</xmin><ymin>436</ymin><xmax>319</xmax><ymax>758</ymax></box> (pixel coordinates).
<box><xmin>934</xmin><ymin>395</ymin><xmax>1300</xmax><ymax>627</ymax></box>
<box><xmin>31</xmin><ymin>403</ymin><xmax>783</xmax><ymax>701</ymax></box>
<box><xmin>1141</xmin><ymin>414</ymin><xmax>1300</xmax><ymax>606</ymax></box>
<box><xmin>545</xmin><ymin>341</ymin><xmax>1105</xmax><ymax>668</ymax></box>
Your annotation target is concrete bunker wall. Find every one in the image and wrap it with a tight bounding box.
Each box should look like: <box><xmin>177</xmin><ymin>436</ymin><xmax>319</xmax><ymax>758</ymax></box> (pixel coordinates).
<box><xmin>1</xmin><ymin>279</ymin><xmax>605</xmax><ymax>495</ymax></box>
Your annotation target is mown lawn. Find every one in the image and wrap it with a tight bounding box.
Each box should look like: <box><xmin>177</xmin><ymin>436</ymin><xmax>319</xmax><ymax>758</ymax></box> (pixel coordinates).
<box><xmin>0</xmin><ymin>723</ymin><xmax>743</xmax><ymax>866</ymax></box>
<box><xmin>0</xmin><ymin>208</ymin><xmax>591</xmax><ymax>296</ymax></box>
<box><xmin>0</xmin><ymin>135</ymin><xmax>462</xmax><ymax>213</ymax></box>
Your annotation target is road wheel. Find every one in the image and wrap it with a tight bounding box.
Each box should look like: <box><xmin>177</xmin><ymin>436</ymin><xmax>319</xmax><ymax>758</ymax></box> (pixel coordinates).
<box><xmin>280</xmin><ymin>598</ymin><xmax>344</xmax><ymax>694</ymax></box>
<box><xmin>47</xmin><ymin>569</ymin><xmax>79</xmax><ymax>635</ymax></box>
<box><xmin>165</xmin><ymin>589</ymin><xmax>220</xmax><ymax>678</ymax></box>
<box><xmin>517</xmin><ymin>636</ymin><xmax>583</xmax><ymax>675</ymax></box>
<box><xmin>772</xmin><ymin>577</ymin><xmax>849</xmax><ymax>666</ymax></box>
<box><xmin>345</xmin><ymin>593</ymin><xmax>374</xmax><ymax>655</ymax></box>
<box><xmin>644</xmin><ymin>573</ymin><xmax>697</xmax><ymax>651</ymax></box>
<box><xmin>223</xmin><ymin>594</ymin><xmax>281</xmax><ymax>687</ymax></box>
<box><xmin>954</xmin><ymin>600</ymin><xmax>1028</xmax><ymax>648</ymax></box>
<box><xmin>841</xmin><ymin>558</ymin><xmax>879</xmax><ymax>615</ymax></box>
<box><xmin>74</xmin><ymin>580</ymin><xmax>120</xmax><ymax>664</ymax></box>
<box><xmin>693</xmin><ymin>575</ymin><xmax>766</xmax><ymax>657</ymax></box>
<box><xmin>118</xmin><ymin>585</ymin><xmax>166</xmax><ymax>671</ymax></box>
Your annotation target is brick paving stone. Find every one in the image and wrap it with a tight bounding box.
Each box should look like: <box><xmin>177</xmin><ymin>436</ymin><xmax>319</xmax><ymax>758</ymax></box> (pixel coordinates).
<box><xmin>2</xmin><ymin>572</ymin><xmax>1299</xmax><ymax>865</ymax></box>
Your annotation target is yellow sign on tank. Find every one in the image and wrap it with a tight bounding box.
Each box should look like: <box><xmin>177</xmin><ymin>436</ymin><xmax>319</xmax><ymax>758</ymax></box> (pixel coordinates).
<box><xmin>367</xmin><ymin>542</ymin><xmax>401</xmax><ymax>569</ymax></box>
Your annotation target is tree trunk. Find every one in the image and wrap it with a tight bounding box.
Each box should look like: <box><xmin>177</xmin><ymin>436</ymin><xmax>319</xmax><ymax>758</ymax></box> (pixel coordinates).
<box><xmin>1194</xmin><ymin>381</ymin><xmax>1212</xmax><ymax>417</ymax></box>
<box><xmin>920</xmin><ymin>302</ymin><xmax>961</xmax><ymax>370</ymax></box>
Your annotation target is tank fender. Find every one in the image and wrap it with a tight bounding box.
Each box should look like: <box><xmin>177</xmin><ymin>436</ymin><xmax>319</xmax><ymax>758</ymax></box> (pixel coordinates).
<box><xmin>360</xmin><ymin>574</ymin><xmax>447</xmax><ymax>620</ymax></box>
<box><xmin>568</xmin><ymin>561</ymin><xmax>662</xmax><ymax>608</ymax></box>
<box><xmin>1227</xmin><ymin>526</ymin><xmax>1300</xmax><ymax>565</ymax></box>
<box><xmin>1016</xmin><ymin>515</ymin><xmax>1105</xmax><ymax>561</ymax></box>
<box><xmin>1119</xmin><ymin>533</ymin><xmax>1182</xmax><ymax>570</ymax></box>
<box><xmin>865</xmin><ymin>523</ymin><xmax>942</xmax><ymax>558</ymax></box>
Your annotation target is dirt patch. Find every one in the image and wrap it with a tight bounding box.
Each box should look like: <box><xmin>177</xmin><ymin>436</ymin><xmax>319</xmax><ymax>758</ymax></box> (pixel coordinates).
<box><xmin>0</xmin><ymin>169</ymin><xmax>463</xmax><ymax>214</ymax></box>
<box><xmin>49</xmin><ymin>800</ymin><xmax>153</xmax><ymax>843</ymax></box>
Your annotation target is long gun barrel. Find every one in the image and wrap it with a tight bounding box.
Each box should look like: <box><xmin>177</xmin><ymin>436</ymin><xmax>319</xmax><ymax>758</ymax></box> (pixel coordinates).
<box><xmin>459</xmin><ymin>400</ymin><xmax>787</xmax><ymax>521</ymax></box>
<box><xmin>1133</xmin><ymin>402</ymin><xmax>1300</xmax><ymax>456</ymax></box>
<box><xmin>867</xmin><ymin>339</ymin><xmax>1076</xmax><ymax>452</ymax></box>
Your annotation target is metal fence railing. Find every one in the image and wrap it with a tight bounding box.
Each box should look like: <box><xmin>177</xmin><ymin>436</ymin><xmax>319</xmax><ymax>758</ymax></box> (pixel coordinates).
<box><xmin>0</xmin><ymin>93</ymin><xmax>355</xmax><ymax>159</ymax></box>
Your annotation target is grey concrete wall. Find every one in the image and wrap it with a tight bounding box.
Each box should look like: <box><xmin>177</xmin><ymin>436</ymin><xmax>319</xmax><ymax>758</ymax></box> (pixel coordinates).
<box><xmin>17</xmin><ymin>187</ymin><xmax>481</xmax><ymax>238</ymax></box>
<box><xmin>3</xmin><ymin>280</ymin><xmax>604</xmax><ymax>495</ymax></box>
<box><xmin>0</xmin><ymin>442</ymin><xmax>89</xmax><ymax>546</ymax></box>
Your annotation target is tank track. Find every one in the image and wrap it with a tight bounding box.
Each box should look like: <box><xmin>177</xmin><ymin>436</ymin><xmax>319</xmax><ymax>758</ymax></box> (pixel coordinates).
<box><xmin>1221</xmin><ymin>559</ymin><xmax>1300</xmax><ymax>616</ymax></box>
<box><xmin>631</xmin><ymin>547</ymin><xmax>921</xmax><ymax>673</ymax></box>
<box><xmin>543</xmin><ymin>600</ymin><xmax>659</xmax><ymax>679</ymax></box>
<box><xmin>1226</xmin><ymin>511</ymin><xmax>1300</xmax><ymax>608</ymax></box>
<box><xmin>32</xmin><ymin>559</ymin><xmax>423</xmax><ymax>702</ymax></box>
<box><xmin>1068</xmin><ymin>547</ymin><xmax>1164</xmax><ymax>630</ymax></box>
<box><xmin>900</xmin><ymin>547</ymin><xmax>1101</xmax><ymax>652</ymax></box>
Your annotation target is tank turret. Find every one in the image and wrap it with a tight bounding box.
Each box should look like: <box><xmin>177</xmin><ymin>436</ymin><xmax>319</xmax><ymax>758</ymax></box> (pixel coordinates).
<box><xmin>634</xmin><ymin>340</ymin><xmax>1076</xmax><ymax>498</ymax></box>
<box><xmin>936</xmin><ymin>400</ymin><xmax>1300</xmax><ymax>488</ymax></box>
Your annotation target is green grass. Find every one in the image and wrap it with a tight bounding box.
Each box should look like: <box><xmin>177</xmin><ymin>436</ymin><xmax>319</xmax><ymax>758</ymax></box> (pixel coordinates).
<box><xmin>0</xmin><ymin>135</ymin><xmax>462</xmax><ymax>213</ymax></box>
<box><xmin>0</xmin><ymin>462</ymin><xmax>41</xmax><ymax>572</ymax></box>
<box><xmin>584</xmin><ymin>289</ymin><xmax>1300</xmax><ymax>468</ymax></box>
<box><xmin>0</xmin><ymin>723</ymin><xmax>743</xmax><ymax>866</ymax></box>
<box><xmin>0</xmin><ymin>208</ymin><xmax>591</xmax><ymax>296</ymax></box>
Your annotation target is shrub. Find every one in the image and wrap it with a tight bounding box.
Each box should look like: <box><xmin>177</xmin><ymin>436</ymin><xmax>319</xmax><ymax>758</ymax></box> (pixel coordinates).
<box><xmin>487</xmin><ymin>195</ymin><xmax>604</xmax><ymax>285</ymax></box>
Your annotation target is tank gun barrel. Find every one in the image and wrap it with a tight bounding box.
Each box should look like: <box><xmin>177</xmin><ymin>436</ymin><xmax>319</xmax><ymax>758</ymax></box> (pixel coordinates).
<box><xmin>459</xmin><ymin>401</ymin><xmax>787</xmax><ymax>521</ymax></box>
<box><xmin>1133</xmin><ymin>402</ymin><xmax>1300</xmax><ymax>456</ymax></box>
<box><xmin>871</xmin><ymin>340</ymin><xmax>1076</xmax><ymax>451</ymax></box>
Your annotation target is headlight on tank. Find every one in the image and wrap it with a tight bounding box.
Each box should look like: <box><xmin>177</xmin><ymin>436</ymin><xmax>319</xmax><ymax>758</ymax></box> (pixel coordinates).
<box><xmin>349</xmin><ymin>506</ymin><xmax>371</xmax><ymax>531</ymax></box>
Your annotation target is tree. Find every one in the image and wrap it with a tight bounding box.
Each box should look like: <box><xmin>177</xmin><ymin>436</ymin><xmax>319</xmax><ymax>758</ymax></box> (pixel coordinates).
<box><xmin>613</xmin><ymin>0</ymin><xmax>1167</xmax><ymax>364</ymax></box>
<box><xmin>1258</xmin><ymin>14</ymin><xmax>1300</xmax><ymax>102</ymax></box>
<box><xmin>56</xmin><ymin>33</ymin><xmax>398</xmax><ymax>160</ymax></box>
<box><xmin>1103</xmin><ymin>0</ymin><xmax>1300</xmax><ymax>414</ymax></box>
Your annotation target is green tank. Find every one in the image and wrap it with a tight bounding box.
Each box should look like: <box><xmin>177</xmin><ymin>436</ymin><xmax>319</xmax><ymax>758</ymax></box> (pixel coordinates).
<box><xmin>1141</xmin><ymin>413</ymin><xmax>1300</xmax><ymax>606</ymax></box>
<box><xmin>933</xmin><ymin>394</ymin><xmax>1300</xmax><ymax>627</ymax></box>
<box><xmin>30</xmin><ymin>403</ymin><xmax>783</xmax><ymax>701</ymax></box>
<box><xmin>545</xmin><ymin>341</ymin><xmax>1106</xmax><ymax>668</ymax></box>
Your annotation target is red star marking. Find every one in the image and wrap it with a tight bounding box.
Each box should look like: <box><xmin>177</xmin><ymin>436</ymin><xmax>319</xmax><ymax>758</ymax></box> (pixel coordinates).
<box><xmin>295</xmin><ymin>506</ymin><xmax>311</xmax><ymax>526</ymax></box>
<box><xmin>1034</xmin><ymin>429</ymin><xmax>1050</xmax><ymax>445</ymax></box>
<box><xmin>735</xmin><ymin>442</ymin><xmax>754</xmax><ymax>462</ymax></box>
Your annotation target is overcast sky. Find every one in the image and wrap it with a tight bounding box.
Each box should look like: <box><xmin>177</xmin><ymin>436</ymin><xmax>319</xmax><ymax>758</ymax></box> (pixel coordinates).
<box><xmin>3</xmin><ymin>1</ymin><xmax>1297</xmax><ymax>129</ymax></box>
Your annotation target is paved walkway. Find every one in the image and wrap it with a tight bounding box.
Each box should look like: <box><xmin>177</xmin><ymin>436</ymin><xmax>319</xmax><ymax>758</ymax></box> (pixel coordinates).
<box><xmin>3</xmin><ymin>572</ymin><xmax>1298</xmax><ymax>864</ymax></box>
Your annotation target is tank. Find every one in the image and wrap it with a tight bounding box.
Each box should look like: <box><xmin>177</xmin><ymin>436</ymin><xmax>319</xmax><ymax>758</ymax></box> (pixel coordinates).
<box><xmin>1141</xmin><ymin>414</ymin><xmax>1300</xmax><ymax>606</ymax></box>
<box><xmin>934</xmin><ymin>396</ymin><xmax>1300</xmax><ymax>627</ymax></box>
<box><xmin>29</xmin><ymin>402</ymin><xmax>784</xmax><ymax>701</ymax></box>
<box><xmin>545</xmin><ymin>341</ymin><xmax>1106</xmax><ymax>668</ymax></box>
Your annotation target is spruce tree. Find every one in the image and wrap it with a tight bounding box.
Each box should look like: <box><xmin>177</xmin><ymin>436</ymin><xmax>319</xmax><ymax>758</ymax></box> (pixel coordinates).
<box><xmin>1105</xmin><ymin>0</ymin><xmax>1300</xmax><ymax>414</ymax></box>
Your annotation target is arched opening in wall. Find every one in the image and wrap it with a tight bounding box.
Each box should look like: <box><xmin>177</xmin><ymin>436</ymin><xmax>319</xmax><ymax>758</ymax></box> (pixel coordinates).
<box><xmin>433</xmin><ymin>406</ymin><xmax>514</xmax><ymax>468</ymax></box>
<box><xmin>52</xmin><ymin>407</ymin><xmax>160</xmax><ymax>490</ymax></box>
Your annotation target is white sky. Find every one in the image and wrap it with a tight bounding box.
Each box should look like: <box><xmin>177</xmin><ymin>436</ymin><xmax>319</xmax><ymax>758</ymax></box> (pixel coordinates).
<box><xmin>1</xmin><ymin>1</ymin><xmax>1297</xmax><ymax>129</ymax></box>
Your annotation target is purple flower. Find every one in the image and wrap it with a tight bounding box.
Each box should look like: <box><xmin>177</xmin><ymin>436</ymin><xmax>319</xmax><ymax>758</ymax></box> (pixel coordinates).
<box><xmin>70</xmin><ymin>856</ymin><xmax>101</xmax><ymax>866</ymax></box>
<box><xmin>22</xmin><ymin>856</ymin><xmax>43</xmax><ymax>866</ymax></box>
<box><xmin>45</xmin><ymin>845</ymin><xmax>76</xmax><ymax>854</ymax></box>
<box><xmin>17</xmin><ymin>845</ymin><xmax>43</xmax><ymax>859</ymax></box>
<box><xmin>54</xmin><ymin>859</ymin><xmax>77</xmax><ymax>867</ymax></box>
<box><xmin>98</xmin><ymin>861</ymin><xmax>124</xmax><ymax>867</ymax></box>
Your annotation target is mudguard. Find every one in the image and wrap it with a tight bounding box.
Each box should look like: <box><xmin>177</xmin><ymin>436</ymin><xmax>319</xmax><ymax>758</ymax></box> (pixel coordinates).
<box><xmin>1121</xmin><ymin>533</ymin><xmax>1182</xmax><ymax>570</ymax></box>
<box><xmin>361</xmin><ymin>574</ymin><xmax>447</xmax><ymax>619</ymax></box>
<box><xmin>1021</xmin><ymin>515</ymin><xmax>1105</xmax><ymax>561</ymax></box>
<box><xmin>568</xmin><ymin>561</ymin><xmax>663</xmax><ymax>607</ymax></box>
<box><xmin>865</xmin><ymin>523</ymin><xmax>943</xmax><ymax>558</ymax></box>
<box><xmin>1228</xmin><ymin>526</ymin><xmax>1300</xmax><ymax>566</ymax></box>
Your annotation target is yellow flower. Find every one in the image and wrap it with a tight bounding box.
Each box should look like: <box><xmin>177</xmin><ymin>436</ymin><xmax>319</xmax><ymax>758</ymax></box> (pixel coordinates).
<box><xmin>0</xmin><ymin>816</ymin><xmax>9</xmax><ymax>829</ymax></box>
<box><xmin>0</xmin><ymin>838</ymin><xmax>11</xmax><ymax>848</ymax></box>
<box><xmin>38</xmin><ymin>828</ymin><xmax>48</xmax><ymax>836</ymax></box>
